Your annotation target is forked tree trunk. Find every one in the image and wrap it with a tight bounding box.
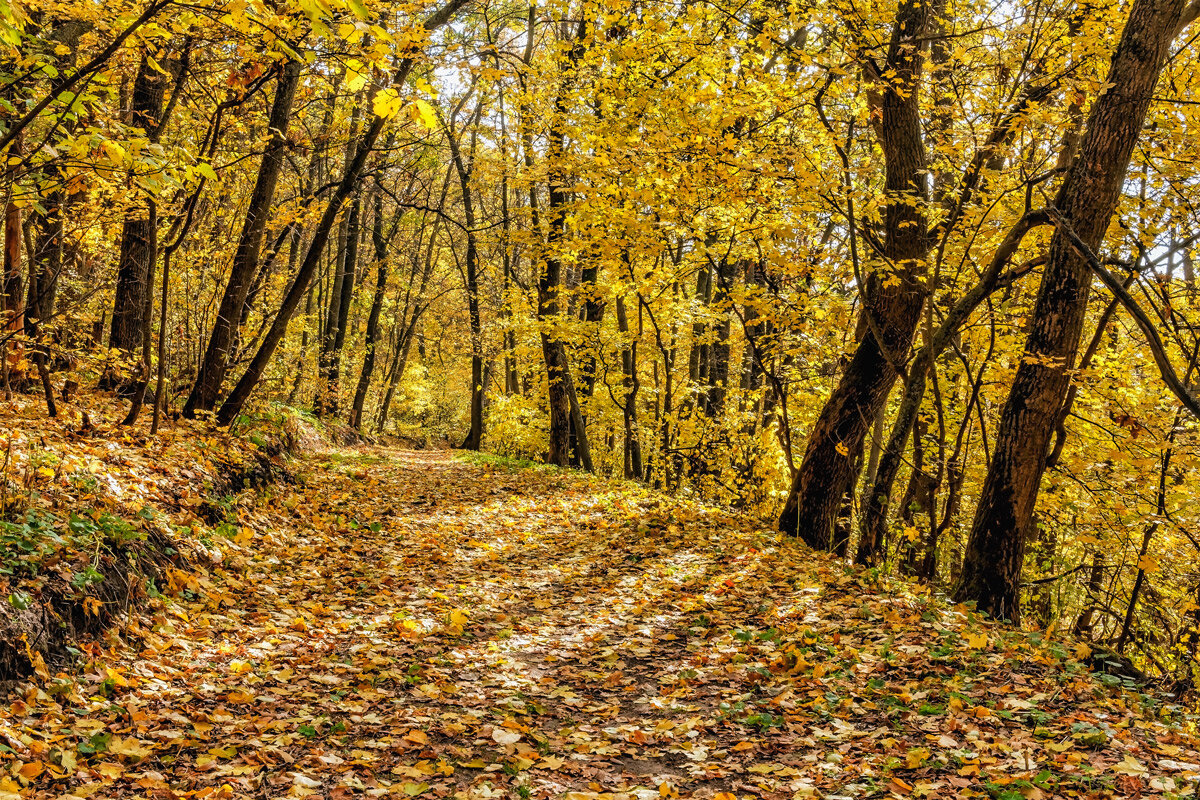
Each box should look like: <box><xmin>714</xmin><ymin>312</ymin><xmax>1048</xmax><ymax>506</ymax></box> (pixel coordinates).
<box><xmin>954</xmin><ymin>0</ymin><xmax>1189</xmax><ymax>621</ymax></box>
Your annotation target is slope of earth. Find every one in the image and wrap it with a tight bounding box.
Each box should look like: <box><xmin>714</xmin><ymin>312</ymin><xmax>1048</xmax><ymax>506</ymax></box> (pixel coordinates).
<box><xmin>0</xmin><ymin>395</ymin><xmax>291</xmax><ymax>683</ymax></box>
<box><xmin>2</xmin><ymin>445</ymin><xmax>1199</xmax><ymax>800</ymax></box>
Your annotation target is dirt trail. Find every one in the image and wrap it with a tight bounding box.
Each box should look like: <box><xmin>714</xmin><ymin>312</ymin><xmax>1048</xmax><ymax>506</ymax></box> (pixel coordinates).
<box><xmin>3</xmin><ymin>447</ymin><xmax>1199</xmax><ymax>799</ymax></box>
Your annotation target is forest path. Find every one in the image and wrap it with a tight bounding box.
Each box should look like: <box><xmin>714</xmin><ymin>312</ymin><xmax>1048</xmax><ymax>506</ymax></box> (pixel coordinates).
<box><xmin>6</xmin><ymin>446</ymin><xmax>1197</xmax><ymax>799</ymax></box>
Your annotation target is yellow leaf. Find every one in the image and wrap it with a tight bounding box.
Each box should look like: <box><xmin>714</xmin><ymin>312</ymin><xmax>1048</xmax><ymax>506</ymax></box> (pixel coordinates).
<box><xmin>1112</xmin><ymin>755</ymin><xmax>1147</xmax><ymax>775</ymax></box>
<box><xmin>447</xmin><ymin>608</ymin><xmax>469</xmax><ymax>635</ymax></box>
<box><xmin>905</xmin><ymin>747</ymin><xmax>931</xmax><ymax>769</ymax></box>
<box><xmin>107</xmin><ymin>737</ymin><xmax>152</xmax><ymax>760</ymax></box>
<box><xmin>411</xmin><ymin>99</ymin><xmax>438</xmax><ymax>129</ymax></box>
<box><xmin>18</xmin><ymin>761</ymin><xmax>44</xmax><ymax>779</ymax></box>
<box><xmin>101</xmin><ymin>140</ymin><xmax>126</xmax><ymax>166</ymax></box>
<box><xmin>373</xmin><ymin>88</ymin><xmax>404</xmax><ymax>119</ymax></box>
<box><xmin>965</xmin><ymin>632</ymin><xmax>988</xmax><ymax>649</ymax></box>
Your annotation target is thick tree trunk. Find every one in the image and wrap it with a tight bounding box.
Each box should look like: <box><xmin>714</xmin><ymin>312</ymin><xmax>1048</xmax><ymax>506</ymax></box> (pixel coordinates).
<box><xmin>121</xmin><ymin>200</ymin><xmax>157</xmax><ymax>426</ymax></box>
<box><xmin>954</xmin><ymin>0</ymin><xmax>1187</xmax><ymax>621</ymax></box>
<box><xmin>185</xmin><ymin>59</ymin><xmax>301</xmax><ymax>415</ymax></box>
<box><xmin>534</xmin><ymin>16</ymin><xmax>589</xmax><ymax>467</ymax></box>
<box><xmin>109</xmin><ymin>55</ymin><xmax>167</xmax><ymax>355</ymax></box>
<box><xmin>778</xmin><ymin>0</ymin><xmax>932</xmax><ymax>548</ymax></box>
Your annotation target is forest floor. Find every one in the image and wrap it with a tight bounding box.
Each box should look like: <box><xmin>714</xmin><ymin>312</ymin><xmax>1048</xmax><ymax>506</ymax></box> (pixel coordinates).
<box><xmin>4</xmin><ymin>437</ymin><xmax>1200</xmax><ymax>799</ymax></box>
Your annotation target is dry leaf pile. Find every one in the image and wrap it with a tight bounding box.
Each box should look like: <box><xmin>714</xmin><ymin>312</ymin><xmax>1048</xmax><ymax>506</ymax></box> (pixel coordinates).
<box><xmin>2</xmin><ymin>436</ymin><xmax>1200</xmax><ymax>799</ymax></box>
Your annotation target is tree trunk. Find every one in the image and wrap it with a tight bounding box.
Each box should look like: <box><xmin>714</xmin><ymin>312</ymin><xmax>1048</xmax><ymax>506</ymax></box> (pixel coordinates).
<box><xmin>954</xmin><ymin>0</ymin><xmax>1187</xmax><ymax>622</ymax></box>
<box><xmin>184</xmin><ymin>61</ymin><xmax>300</xmax><ymax>414</ymax></box>
<box><xmin>534</xmin><ymin>15</ymin><xmax>588</xmax><ymax>467</ymax></box>
<box><xmin>218</xmin><ymin>0</ymin><xmax>472</xmax><ymax>425</ymax></box>
<box><xmin>316</xmin><ymin>97</ymin><xmax>364</xmax><ymax>417</ymax></box>
<box><xmin>687</xmin><ymin>263</ymin><xmax>712</xmax><ymax>412</ymax></box>
<box><xmin>707</xmin><ymin>255</ymin><xmax>738</xmax><ymax>415</ymax></box>
<box><xmin>778</xmin><ymin>0</ymin><xmax>932</xmax><ymax>548</ymax></box>
<box><xmin>447</xmin><ymin>103</ymin><xmax>485</xmax><ymax>450</ymax></box>
<box><xmin>109</xmin><ymin>55</ymin><xmax>167</xmax><ymax>355</ymax></box>
<box><xmin>616</xmin><ymin>295</ymin><xmax>643</xmax><ymax>479</ymax></box>
<box><xmin>349</xmin><ymin>190</ymin><xmax>389</xmax><ymax>430</ymax></box>
<box><xmin>121</xmin><ymin>200</ymin><xmax>157</xmax><ymax>426</ymax></box>
<box><xmin>3</xmin><ymin>129</ymin><xmax>23</xmax><ymax>386</ymax></box>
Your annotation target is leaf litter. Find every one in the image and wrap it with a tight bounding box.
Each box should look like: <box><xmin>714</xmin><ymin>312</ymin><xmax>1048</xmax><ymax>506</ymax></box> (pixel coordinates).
<box><xmin>3</xmin><ymin>443</ymin><xmax>1200</xmax><ymax>799</ymax></box>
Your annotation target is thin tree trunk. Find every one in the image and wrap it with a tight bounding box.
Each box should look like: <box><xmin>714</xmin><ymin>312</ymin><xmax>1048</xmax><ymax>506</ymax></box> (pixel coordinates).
<box><xmin>218</xmin><ymin>0</ymin><xmax>473</xmax><ymax>425</ymax></box>
<box><xmin>616</xmin><ymin>295</ymin><xmax>643</xmax><ymax>479</ymax></box>
<box><xmin>446</xmin><ymin>103</ymin><xmax>485</xmax><ymax>449</ymax></box>
<box><xmin>349</xmin><ymin>190</ymin><xmax>389</xmax><ymax>430</ymax></box>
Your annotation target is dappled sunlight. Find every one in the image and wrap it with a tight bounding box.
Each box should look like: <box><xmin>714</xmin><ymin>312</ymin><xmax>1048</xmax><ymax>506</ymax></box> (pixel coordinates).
<box><xmin>3</xmin><ymin>446</ymin><xmax>1200</xmax><ymax>800</ymax></box>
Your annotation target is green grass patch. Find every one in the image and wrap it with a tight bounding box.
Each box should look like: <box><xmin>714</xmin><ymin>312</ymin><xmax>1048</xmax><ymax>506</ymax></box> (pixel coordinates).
<box><xmin>454</xmin><ymin>451</ymin><xmax>551</xmax><ymax>473</ymax></box>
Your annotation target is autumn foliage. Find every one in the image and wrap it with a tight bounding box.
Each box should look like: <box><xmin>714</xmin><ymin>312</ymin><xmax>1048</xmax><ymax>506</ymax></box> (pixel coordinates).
<box><xmin>3</xmin><ymin>0</ymin><xmax>1200</xmax><ymax>791</ymax></box>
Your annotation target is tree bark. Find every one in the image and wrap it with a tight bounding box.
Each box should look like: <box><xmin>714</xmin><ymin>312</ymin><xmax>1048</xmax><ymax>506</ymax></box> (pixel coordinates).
<box><xmin>778</xmin><ymin>0</ymin><xmax>932</xmax><ymax>548</ymax></box>
<box><xmin>954</xmin><ymin>0</ymin><xmax>1188</xmax><ymax>621</ymax></box>
<box><xmin>446</xmin><ymin>102</ymin><xmax>485</xmax><ymax>449</ymax></box>
<box><xmin>3</xmin><ymin>129</ymin><xmax>23</xmax><ymax>386</ymax></box>
<box><xmin>185</xmin><ymin>59</ymin><xmax>301</xmax><ymax>415</ymax></box>
<box><xmin>109</xmin><ymin>55</ymin><xmax>167</xmax><ymax>355</ymax></box>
